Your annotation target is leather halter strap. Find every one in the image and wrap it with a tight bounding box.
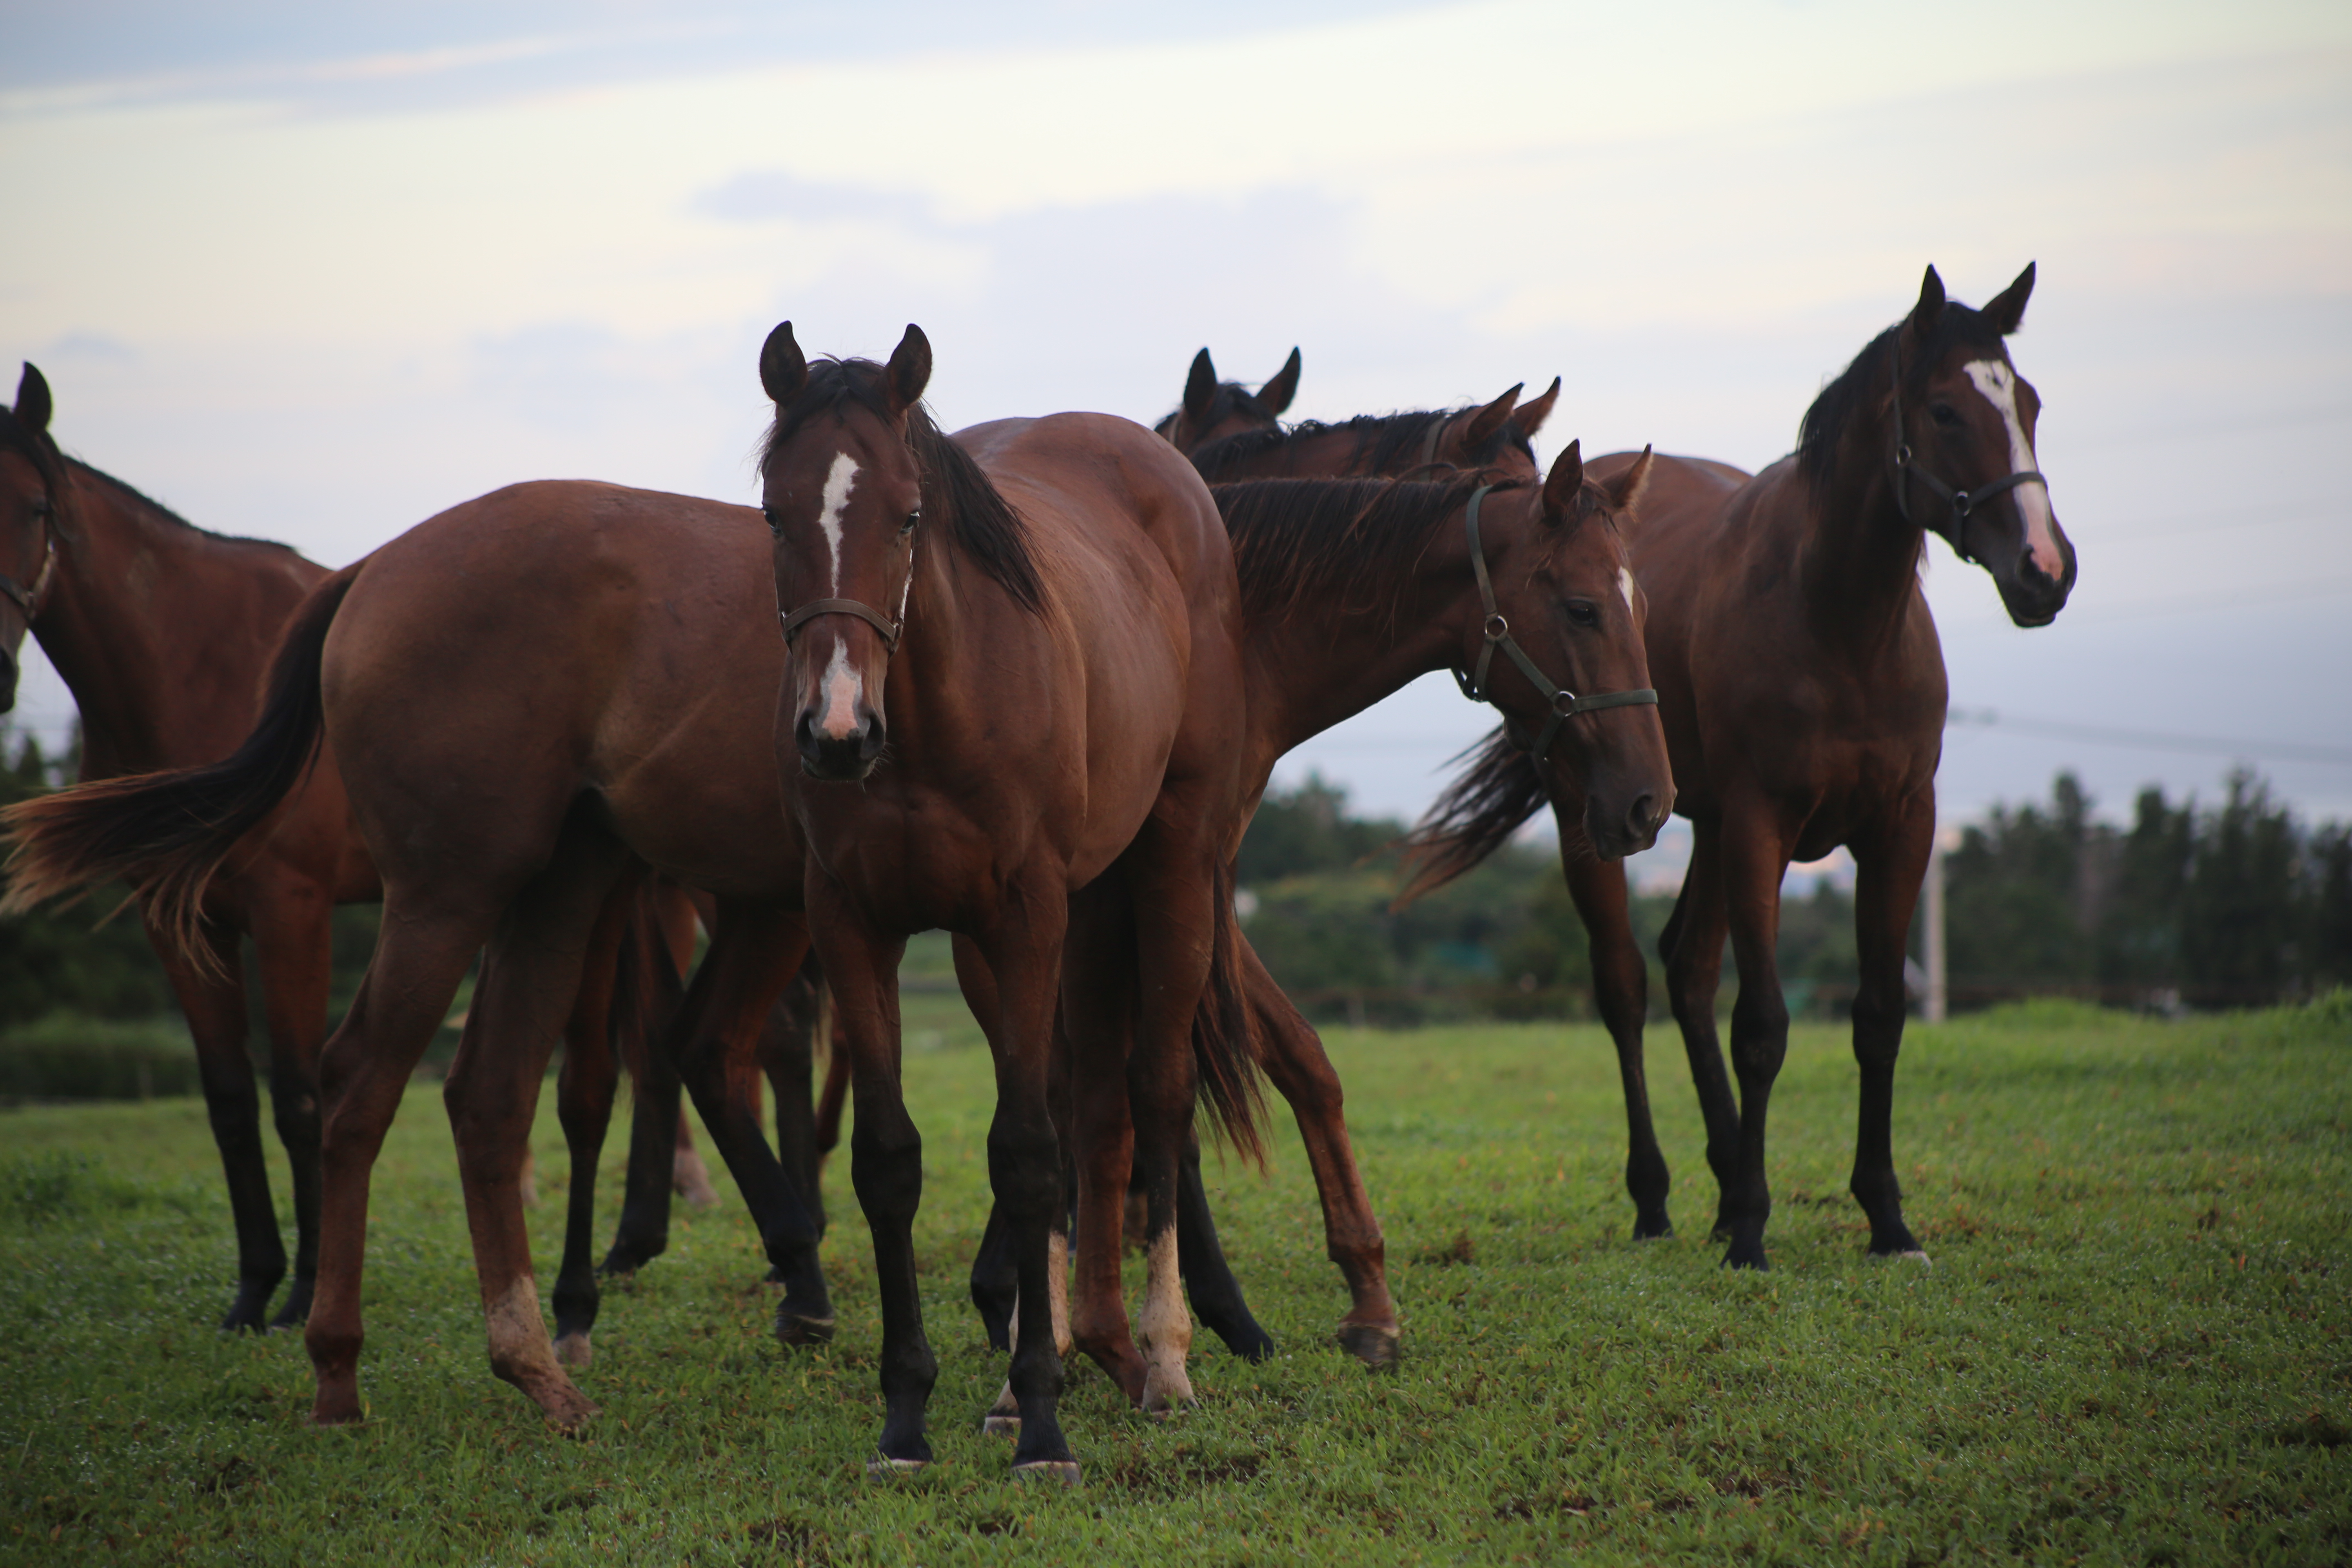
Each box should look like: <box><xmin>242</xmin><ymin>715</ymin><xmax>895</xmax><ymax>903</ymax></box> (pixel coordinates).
<box><xmin>0</xmin><ymin>497</ymin><xmax>58</xmax><ymax>624</ymax></box>
<box><xmin>778</xmin><ymin>595</ymin><xmax>902</xmax><ymax>652</ymax></box>
<box><xmin>1449</xmin><ymin>485</ymin><xmax>1657</xmax><ymax>764</ymax></box>
<box><xmin>1886</xmin><ymin>339</ymin><xmax>2045</xmax><ymax>566</ymax></box>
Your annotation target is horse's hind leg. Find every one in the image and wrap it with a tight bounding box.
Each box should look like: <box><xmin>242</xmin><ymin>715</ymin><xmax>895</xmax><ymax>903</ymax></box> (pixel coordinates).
<box><xmin>952</xmin><ymin>940</ymin><xmax>1022</xmax><ymax>1353</ymax></box>
<box><xmin>1563</xmin><ymin>852</ymin><xmax>1670</xmax><ymax>1239</ymax></box>
<box><xmin>1242</xmin><ymin>937</ymin><xmax>1397</xmax><ymax>1369</ymax></box>
<box><xmin>443</xmin><ymin>831</ymin><xmax>631</xmax><ymax>1431</ymax></box>
<box><xmin>248</xmin><ymin>881</ymin><xmax>336</xmax><ymax>1330</ymax></box>
<box><xmin>1849</xmin><ymin>797</ymin><xmax>1933</xmax><ymax>1262</ymax></box>
<box><xmin>605</xmin><ymin>887</ymin><xmax>693</xmax><ymax>1272</ymax></box>
<box><xmin>156</xmin><ymin>922</ymin><xmax>281</xmax><ymax>1332</ymax></box>
<box><xmin>307</xmin><ymin>898</ymin><xmax>497</xmax><ymax>1425</ymax></box>
<box><xmin>1713</xmin><ymin>800</ymin><xmax>1792</xmax><ymax>1272</ymax></box>
<box><xmin>1661</xmin><ymin>822</ymin><xmax>1742</xmax><ymax>1241</ymax></box>
<box><xmin>1174</xmin><ymin>1125</ymin><xmax>1274</xmax><ymax>1362</ymax></box>
<box><xmin>1060</xmin><ymin>881</ymin><xmax>1150</xmax><ymax>1407</ymax></box>
<box><xmin>551</xmin><ymin>874</ymin><xmax>639</xmax><ymax>1367</ymax></box>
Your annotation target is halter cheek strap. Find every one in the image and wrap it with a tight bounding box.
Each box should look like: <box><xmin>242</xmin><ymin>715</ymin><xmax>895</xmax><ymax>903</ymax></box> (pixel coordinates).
<box><xmin>0</xmin><ymin>501</ymin><xmax>58</xmax><ymax>624</ymax></box>
<box><xmin>1449</xmin><ymin>485</ymin><xmax>1658</xmax><ymax>764</ymax></box>
<box><xmin>1886</xmin><ymin>340</ymin><xmax>2045</xmax><ymax>565</ymax></box>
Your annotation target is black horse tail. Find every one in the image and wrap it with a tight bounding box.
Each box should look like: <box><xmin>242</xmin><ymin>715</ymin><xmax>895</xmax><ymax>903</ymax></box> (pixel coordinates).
<box><xmin>1192</xmin><ymin>860</ymin><xmax>1270</xmax><ymax>1168</ymax></box>
<box><xmin>0</xmin><ymin>561</ymin><xmax>363</xmax><ymax>963</ymax></box>
<box><xmin>1394</xmin><ymin>725</ymin><xmax>1551</xmax><ymax>904</ymax></box>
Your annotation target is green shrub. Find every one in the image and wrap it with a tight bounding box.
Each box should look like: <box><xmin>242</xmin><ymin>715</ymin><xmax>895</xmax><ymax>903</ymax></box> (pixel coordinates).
<box><xmin>0</xmin><ymin>1012</ymin><xmax>203</xmax><ymax>1100</ymax></box>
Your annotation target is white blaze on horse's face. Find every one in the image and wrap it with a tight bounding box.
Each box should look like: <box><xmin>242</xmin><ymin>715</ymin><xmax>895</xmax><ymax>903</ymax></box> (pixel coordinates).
<box><xmin>1618</xmin><ymin>568</ymin><xmax>1637</xmax><ymax>620</ymax></box>
<box><xmin>1962</xmin><ymin>359</ymin><xmax>2064</xmax><ymax>579</ymax></box>
<box><xmin>816</xmin><ymin>451</ymin><xmax>860</xmax><ymax>595</ymax></box>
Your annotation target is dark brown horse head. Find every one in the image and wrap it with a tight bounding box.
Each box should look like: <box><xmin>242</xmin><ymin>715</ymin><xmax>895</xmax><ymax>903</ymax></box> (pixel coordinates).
<box><xmin>1187</xmin><ymin>376</ymin><xmax>1555</xmax><ymax>484</ymax></box>
<box><xmin>0</xmin><ymin>363</ymin><xmax>65</xmax><ymax>712</ymax></box>
<box><xmin>1807</xmin><ymin>264</ymin><xmax>2076</xmax><ymax>627</ymax></box>
<box><xmin>1479</xmin><ymin>442</ymin><xmax>1674</xmax><ymax>858</ymax></box>
<box><xmin>1154</xmin><ymin>346</ymin><xmax>1301</xmax><ymax>452</ymax></box>
<box><xmin>757</xmin><ymin>322</ymin><xmax>1043</xmax><ymax>782</ymax></box>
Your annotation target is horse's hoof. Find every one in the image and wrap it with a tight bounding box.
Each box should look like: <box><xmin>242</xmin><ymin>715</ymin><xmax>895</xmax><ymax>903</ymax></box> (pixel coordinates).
<box><xmin>541</xmin><ymin>1393</ymin><xmax>600</xmax><ymax>1436</ymax></box>
<box><xmin>1895</xmin><ymin>1249</ymin><xmax>1933</xmax><ymax>1267</ymax></box>
<box><xmin>866</xmin><ymin>1455</ymin><xmax>927</xmax><ymax>1478</ymax></box>
<box><xmin>1721</xmin><ymin>1244</ymin><xmax>1770</xmax><ymax>1272</ymax></box>
<box><xmin>981</xmin><ymin>1414</ymin><xmax>1020</xmax><ymax>1437</ymax></box>
<box><xmin>554</xmin><ymin>1332</ymin><xmax>593</xmax><ymax>1368</ymax></box>
<box><xmin>1631</xmin><ymin>1216</ymin><xmax>1674</xmax><ymax>1241</ymax></box>
<box><xmin>1011</xmin><ymin>1460</ymin><xmax>1082</xmax><ymax>1487</ymax></box>
<box><xmin>774</xmin><ymin>1312</ymin><xmax>835</xmax><ymax>1348</ymax></box>
<box><xmin>1140</xmin><ymin>1369</ymin><xmax>1195</xmax><ymax>1415</ymax></box>
<box><xmin>1336</xmin><ymin>1322</ymin><xmax>1402</xmax><ymax>1372</ymax></box>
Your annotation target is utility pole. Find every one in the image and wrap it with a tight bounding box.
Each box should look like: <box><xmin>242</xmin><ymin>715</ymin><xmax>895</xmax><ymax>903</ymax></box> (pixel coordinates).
<box><xmin>1923</xmin><ymin>827</ymin><xmax>1949</xmax><ymax>1024</ymax></box>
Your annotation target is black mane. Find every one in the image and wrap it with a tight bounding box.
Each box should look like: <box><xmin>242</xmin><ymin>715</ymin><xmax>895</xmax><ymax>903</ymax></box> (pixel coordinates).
<box><xmin>1213</xmin><ymin>472</ymin><xmax>1512</xmax><ymax>621</ymax></box>
<box><xmin>1796</xmin><ymin>303</ymin><xmax>2008</xmax><ymax>490</ymax></box>
<box><xmin>760</xmin><ymin>357</ymin><xmax>1043</xmax><ymax>614</ymax></box>
<box><xmin>1189</xmin><ymin>406</ymin><xmax>1537</xmax><ymax>484</ymax></box>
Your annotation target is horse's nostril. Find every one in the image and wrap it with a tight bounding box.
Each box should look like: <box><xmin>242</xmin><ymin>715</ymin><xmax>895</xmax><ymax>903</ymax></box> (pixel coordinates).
<box><xmin>1628</xmin><ymin>793</ymin><xmax>1657</xmax><ymax>833</ymax></box>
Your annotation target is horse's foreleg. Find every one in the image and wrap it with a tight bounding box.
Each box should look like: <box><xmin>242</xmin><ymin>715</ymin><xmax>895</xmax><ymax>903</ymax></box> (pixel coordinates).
<box><xmin>968</xmin><ymin>881</ymin><xmax>1078</xmax><ymax>1481</ymax></box>
<box><xmin>1850</xmin><ymin>799</ymin><xmax>1934</xmax><ymax>1262</ymax></box>
<box><xmin>760</xmin><ymin>957</ymin><xmax>825</xmax><ymax>1232</ymax></box>
<box><xmin>156</xmin><ymin>922</ymin><xmax>280</xmax><ymax>1332</ymax></box>
<box><xmin>1562</xmin><ymin>850</ymin><xmax>1670</xmax><ymax>1239</ymax></box>
<box><xmin>248</xmin><ymin>882</ymin><xmax>338</xmax><ymax>1331</ymax></box>
<box><xmin>1242</xmin><ymin>936</ymin><xmax>1395</xmax><ymax>1368</ymax></box>
<box><xmin>951</xmin><ymin>935</ymin><xmax>1022</xmax><ymax>1352</ymax></box>
<box><xmin>668</xmin><ymin>907</ymin><xmax>831</xmax><ymax>1338</ymax></box>
<box><xmin>444</xmin><ymin>838</ymin><xmax>628</xmax><ymax>1432</ymax></box>
<box><xmin>1661</xmin><ymin>823</ymin><xmax>1740</xmax><ymax>1240</ymax></box>
<box><xmin>812</xmin><ymin>880</ymin><xmax>938</xmax><ymax>1472</ymax></box>
<box><xmin>551</xmin><ymin>875</ymin><xmax>637</xmax><ymax>1366</ymax></box>
<box><xmin>1714</xmin><ymin>803</ymin><xmax>1791</xmax><ymax>1271</ymax></box>
<box><xmin>306</xmin><ymin>898</ymin><xmax>492</xmax><ymax>1426</ymax></box>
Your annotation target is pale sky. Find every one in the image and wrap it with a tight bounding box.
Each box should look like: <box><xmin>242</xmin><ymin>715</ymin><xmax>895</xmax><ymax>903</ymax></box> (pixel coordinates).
<box><xmin>4</xmin><ymin>0</ymin><xmax>2349</xmax><ymax>847</ymax></box>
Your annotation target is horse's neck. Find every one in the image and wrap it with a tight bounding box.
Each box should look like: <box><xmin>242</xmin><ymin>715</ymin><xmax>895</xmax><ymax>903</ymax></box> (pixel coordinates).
<box><xmin>1799</xmin><ymin>421</ymin><xmax>1931</xmax><ymax>655</ymax></box>
<box><xmin>1243</xmin><ymin>535</ymin><xmax>1474</xmax><ymax>771</ymax></box>
<box><xmin>37</xmin><ymin>465</ymin><xmax>317</xmax><ymax>775</ymax></box>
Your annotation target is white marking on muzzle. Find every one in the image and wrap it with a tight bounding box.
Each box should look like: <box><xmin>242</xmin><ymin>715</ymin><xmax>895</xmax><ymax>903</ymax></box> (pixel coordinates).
<box><xmin>1964</xmin><ymin>360</ymin><xmax>2064</xmax><ymax>579</ymax></box>
<box><xmin>816</xmin><ymin>451</ymin><xmax>859</xmax><ymax>594</ymax></box>
<box><xmin>817</xmin><ymin>637</ymin><xmax>863</xmax><ymax>742</ymax></box>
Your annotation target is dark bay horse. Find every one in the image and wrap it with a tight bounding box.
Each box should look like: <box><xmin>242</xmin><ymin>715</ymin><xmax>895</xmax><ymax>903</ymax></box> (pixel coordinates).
<box><xmin>1152</xmin><ymin>346</ymin><xmax>1301</xmax><ymax>452</ymax></box>
<box><xmin>0</xmin><ymin>365</ymin><xmax>725</xmax><ymax>1340</ymax></box>
<box><xmin>1410</xmin><ymin>265</ymin><xmax>2076</xmax><ymax>1268</ymax></box>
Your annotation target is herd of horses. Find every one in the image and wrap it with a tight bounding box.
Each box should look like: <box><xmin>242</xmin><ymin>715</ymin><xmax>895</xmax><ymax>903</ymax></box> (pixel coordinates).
<box><xmin>0</xmin><ymin>263</ymin><xmax>2075</xmax><ymax>1482</ymax></box>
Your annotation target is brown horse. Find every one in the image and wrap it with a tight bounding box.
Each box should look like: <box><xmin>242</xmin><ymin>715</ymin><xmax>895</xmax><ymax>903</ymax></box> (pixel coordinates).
<box><xmin>0</xmin><ymin>362</ymin><xmax>369</xmax><ymax>1332</ymax></box>
<box><xmin>0</xmin><ymin>365</ymin><xmax>726</xmax><ymax>1340</ymax></box>
<box><xmin>1410</xmin><ymin>265</ymin><xmax>2076</xmax><ymax>1268</ymax></box>
<box><xmin>1152</xmin><ymin>346</ymin><xmax>1301</xmax><ymax>452</ymax></box>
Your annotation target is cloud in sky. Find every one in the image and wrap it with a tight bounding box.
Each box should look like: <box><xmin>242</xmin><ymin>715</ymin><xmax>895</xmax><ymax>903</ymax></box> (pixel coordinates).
<box><xmin>3</xmin><ymin>0</ymin><xmax>2348</xmax><ymax>826</ymax></box>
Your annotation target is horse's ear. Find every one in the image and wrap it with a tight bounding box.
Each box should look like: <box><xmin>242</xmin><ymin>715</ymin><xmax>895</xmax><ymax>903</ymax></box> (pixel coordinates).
<box><xmin>1980</xmin><ymin>262</ymin><xmax>2036</xmax><ymax>335</ymax></box>
<box><xmin>1463</xmin><ymin>383</ymin><xmax>1524</xmax><ymax>449</ymax></box>
<box><xmin>1256</xmin><ymin>347</ymin><xmax>1302</xmax><ymax>415</ymax></box>
<box><xmin>886</xmin><ymin>324</ymin><xmax>932</xmax><ymax>412</ymax></box>
<box><xmin>1540</xmin><ymin>438</ymin><xmax>1584</xmax><ymax>523</ymax></box>
<box><xmin>14</xmin><ymin>363</ymin><xmax>52</xmax><ymax>433</ymax></box>
<box><xmin>759</xmin><ymin>323</ymin><xmax>807</xmax><ymax>406</ymax></box>
<box><xmin>1183</xmin><ymin>348</ymin><xmax>1219</xmax><ymax>425</ymax></box>
<box><xmin>1512</xmin><ymin>376</ymin><xmax>1561</xmax><ymax>441</ymax></box>
<box><xmin>1603</xmin><ymin>445</ymin><xmax>1654</xmax><ymax>518</ymax></box>
<box><xmin>1904</xmin><ymin>265</ymin><xmax>1947</xmax><ymax>343</ymax></box>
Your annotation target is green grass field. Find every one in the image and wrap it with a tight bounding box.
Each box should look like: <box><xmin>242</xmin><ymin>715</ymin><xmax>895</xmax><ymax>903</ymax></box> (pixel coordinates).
<box><xmin>2</xmin><ymin>997</ymin><xmax>2346</xmax><ymax>1565</ymax></box>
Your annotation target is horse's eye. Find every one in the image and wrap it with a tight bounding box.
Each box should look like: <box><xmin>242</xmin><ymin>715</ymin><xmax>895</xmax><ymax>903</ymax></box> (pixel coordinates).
<box><xmin>1929</xmin><ymin>403</ymin><xmax>1960</xmax><ymax>428</ymax></box>
<box><xmin>1564</xmin><ymin>599</ymin><xmax>1601</xmax><ymax>629</ymax></box>
<box><xmin>902</xmin><ymin>510</ymin><xmax>921</xmax><ymax>534</ymax></box>
<box><xmin>762</xmin><ymin>506</ymin><xmax>782</xmax><ymax>533</ymax></box>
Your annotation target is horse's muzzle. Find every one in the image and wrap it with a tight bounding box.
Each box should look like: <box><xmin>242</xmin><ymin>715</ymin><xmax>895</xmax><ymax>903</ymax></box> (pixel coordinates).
<box><xmin>1586</xmin><ymin>787</ymin><xmax>1671</xmax><ymax>862</ymax></box>
<box><xmin>795</xmin><ymin>708</ymin><xmax>886</xmax><ymax>782</ymax></box>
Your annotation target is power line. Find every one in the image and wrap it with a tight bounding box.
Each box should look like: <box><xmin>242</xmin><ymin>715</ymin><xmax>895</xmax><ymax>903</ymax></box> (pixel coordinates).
<box><xmin>1946</xmin><ymin>707</ymin><xmax>2352</xmax><ymax>767</ymax></box>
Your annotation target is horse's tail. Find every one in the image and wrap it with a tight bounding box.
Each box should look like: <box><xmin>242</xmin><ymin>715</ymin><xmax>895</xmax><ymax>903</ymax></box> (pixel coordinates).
<box><xmin>1192</xmin><ymin>859</ymin><xmax>1270</xmax><ymax>1167</ymax></box>
<box><xmin>1394</xmin><ymin>725</ymin><xmax>1551</xmax><ymax>904</ymax></box>
<box><xmin>0</xmin><ymin>561</ymin><xmax>363</xmax><ymax>960</ymax></box>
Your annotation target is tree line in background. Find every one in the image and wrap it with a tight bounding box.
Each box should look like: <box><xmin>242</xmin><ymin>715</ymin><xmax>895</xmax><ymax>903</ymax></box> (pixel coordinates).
<box><xmin>3</xmin><ymin>724</ymin><xmax>2349</xmax><ymax>1047</ymax></box>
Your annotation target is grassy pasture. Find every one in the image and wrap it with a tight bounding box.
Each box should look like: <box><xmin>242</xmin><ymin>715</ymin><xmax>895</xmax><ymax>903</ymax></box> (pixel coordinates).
<box><xmin>0</xmin><ymin>998</ymin><xmax>2345</xmax><ymax>1565</ymax></box>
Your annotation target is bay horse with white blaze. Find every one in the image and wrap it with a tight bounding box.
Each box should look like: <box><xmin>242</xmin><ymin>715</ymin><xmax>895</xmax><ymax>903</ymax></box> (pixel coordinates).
<box><xmin>1409</xmin><ymin>264</ymin><xmax>2076</xmax><ymax>1268</ymax></box>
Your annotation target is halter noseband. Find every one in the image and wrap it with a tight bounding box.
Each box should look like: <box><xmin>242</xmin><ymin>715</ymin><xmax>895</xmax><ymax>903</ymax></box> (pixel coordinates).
<box><xmin>1886</xmin><ymin>339</ymin><xmax>2045</xmax><ymax>566</ymax></box>
<box><xmin>1450</xmin><ymin>484</ymin><xmax>1657</xmax><ymax>764</ymax></box>
<box><xmin>777</xmin><ymin>595</ymin><xmax>902</xmax><ymax>653</ymax></box>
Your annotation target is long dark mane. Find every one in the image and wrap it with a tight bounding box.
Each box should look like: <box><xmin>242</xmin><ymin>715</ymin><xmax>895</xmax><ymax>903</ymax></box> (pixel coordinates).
<box><xmin>760</xmin><ymin>357</ymin><xmax>1044</xmax><ymax>614</ymax></box>
<box><xmin>1190</xmin><ymin>407</ymin><xmax>1537</xmax><ymax>484</ymax></box>
<box><xmin>1796</xmin><ymin>303</ymin><xmax>2008</xmax><ymax>490</ymax></box>
<box><xmin>1214</xmin><ymin>472</ymin><xmax>1508</xmax><ymax>623</ymax></box>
